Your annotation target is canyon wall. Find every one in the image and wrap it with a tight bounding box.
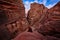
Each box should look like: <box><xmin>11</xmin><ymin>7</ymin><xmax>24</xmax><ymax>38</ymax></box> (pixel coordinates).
<box><xmin>0</xmin><ymin>0</ymin><xmax>60</xmax><ymax>40</ymax></box>
<box><xmin>27</xmin><ymin>2</ymin><xmax>48</xmax><ymax>31</ymax></box>
<box><xmin>0</xmin><ymin>0</ymin><xmax>29</xmax><ymax>40</ymax></box>
<box><xmin>48</xmin><ymin>2</ymin><xmax>60</xmax><ymax>21</ymax></box>
<box><xmin>27</xmin><ymin>2</ymin><xmax>60</xmax><ymax>39</ymax></box>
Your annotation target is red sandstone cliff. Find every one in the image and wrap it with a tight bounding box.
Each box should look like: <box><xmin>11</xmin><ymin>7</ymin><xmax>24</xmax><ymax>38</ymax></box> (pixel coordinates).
<box><xmin>0</xmin><ymin>0</ymin><xmax>60</xmax><ymax>40</ymax></box>
<box><xmin>0</xmin><ymin>0</ymin><xmax>29</xmax><ymax>40</ymax></box>
<box><xmin>38</xmin><ymin>1</ymin><xmax>60</xmax><ymax>38</ymax></box>
<box><xmin>27</xmin><ymin>2</ymin><xmax>48</xmax><ymax>25</ymax></box>
<box><xmin>13</xmin><ymin>1</ymin><xmax>60</xmax><ymax>40</ymax></box>
<box><xmin>27</xmin><ymin>2</ymin><xmax>48</xmax><ymax>31</ymax></box>
<box><xmin>27</xmin><ymin>2</ymin><xmax>60</xmax><ymax>40</ymax></box>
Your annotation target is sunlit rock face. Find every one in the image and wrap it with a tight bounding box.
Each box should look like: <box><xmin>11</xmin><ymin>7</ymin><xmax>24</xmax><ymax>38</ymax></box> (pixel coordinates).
<box><xmin>27</xmin><ymin>3</ymin><xmax>48</xmax><ymax>26</ymax></box>
<box><xmin>0</xmin><ymin>0</ymin><xmax>29</xmax><ymax>40</ymax></box>
<box><xmin>27</xmin><ymin>3</ymin><xmax>48</xmax><ymax>31</ymax></box>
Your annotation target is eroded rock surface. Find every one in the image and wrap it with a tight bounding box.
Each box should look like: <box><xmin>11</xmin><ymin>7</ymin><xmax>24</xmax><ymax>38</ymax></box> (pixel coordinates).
<box><xmin>38</xmin><ymin>1</ymin><xmax>60</xmax><ymax>39</ymax></box>
<box><xmin>0</xmin><ymin>0</ymin><xmax>29</xmax><ymax>40</ymax></box>
<box><xmin>48</xmin><ymin>1</ymin><xmax>60</xmax><ymax>21</ymax></box>
<box><xmin>27</xmin><ymin>1</ymin><xmax>60</xmax><ymax>40</ymax></box>
<box><xmin>13</xmin><ymin>32</ymin><xmax>60</xmax><ymax>40</ymax></box>
<box><xmin>0</xmin><ymin>0</ymin><xmax>60</xmax><ymax>40</ymax></box>
<box><xmin>13</xmin><ymin>32</ymin><xmax>46</xmax><ymax>40</ymax></box>
<box><xmin>27</xmin><ymin>3</ymin><xmax>48</xmax><ymax>26</ymax></box>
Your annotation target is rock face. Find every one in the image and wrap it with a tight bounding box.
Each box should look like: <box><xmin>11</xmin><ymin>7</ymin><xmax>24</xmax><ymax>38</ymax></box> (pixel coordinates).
<box><xmin>0</xmin><ymin>0</ymin><xmax>25</xmax><ymax>24</ymax></box>
<box><xmin>0</xmin><ymin>0</ymin><xmax>60</xmax><ymax>40</ymax></box>
<box><xmin>27</xmin><ymin>2</ymin><xmax>60</xmax><ymax>40</ymax></box>
<box><xmin>48</xmin><ymin>1</ymin><xmax>60</xmax><ymax>21</ymax></box>
<box><xmin>13</xmin><ymin>32</ymin><xmax>46</xmax><ymax>40</ymax></box>
<box><xmin>13</xmin><ymin>32</ymin><xmax>60</xmax><ymax>40</ymax></box>
<box><xmin>27</xmin><ymin>3</ymin><xmax>48</xmax><ymax>31</ymax></box>
<box><xmin>38</xmin><ymin>1</ymin><xmax>60</xmax><ymax>38</ymax></box>
<box><xmin>38</xmin><ymin>20</ymin><xmax>60</xmax><ymax>37</ymax></box>
<box><xmin>27</xmin><ymin>3</ymin><xmax>48</xmax><ymax>26</ymax></box>
<box><xmin>0</xmin><ymin>0</ymin><xmax>29</xmax><ymax>40</ymax></box>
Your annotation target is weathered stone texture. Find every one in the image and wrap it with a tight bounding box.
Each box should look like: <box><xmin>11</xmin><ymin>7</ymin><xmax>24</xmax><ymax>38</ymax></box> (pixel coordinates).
<box><xmin>27</xmin><ymin>2</ymin><xmax>60</xmax><ymax>40</ymax></box>
<box><xmin>0</xmin><ymin>0</ymin><xmax>29</xmax><ymax>40</ymax></box>
<box><xmin>38</xmin><ymin>1</ymin><xmax>60</xmax><ymax>39</ymax></box>
<box><xmin>0</xmin><ymin>0</ymin><xmax>60</xmax><ymax>40</ymax></box>
<box><xmin>13</xmin><ymin>32</ymin><xmax>46</xmax><ymax>40</ymax></box>
<box><xmin>48</xmin><ymin>2</ymin><xmax>60</xmax><ymax>21</ymax></box>
<box><xmin>27</xmin><ymin>3</ymin><xmax>48</xmax><ymax>26</ymax></box>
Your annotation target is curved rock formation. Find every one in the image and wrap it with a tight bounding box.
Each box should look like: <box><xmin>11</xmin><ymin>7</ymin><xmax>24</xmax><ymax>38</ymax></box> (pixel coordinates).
<box><xmin>0</xmin><ymin>0</ymin><xmax>29</xmax><ymax>40</ymax></box>
<box><xmin>27</xmin><ymin>1</ymin><xmax>60</xmax><ymax>40</ymax></box>
<box><xmin>38</xmin><ymin>1</ymin><xmax>60</xmax><ymax>39</ymax></box>
<box><xmin>27</xmin><ymin>3</ymin><xmax>48</xmax><ymax>26</ymax></box>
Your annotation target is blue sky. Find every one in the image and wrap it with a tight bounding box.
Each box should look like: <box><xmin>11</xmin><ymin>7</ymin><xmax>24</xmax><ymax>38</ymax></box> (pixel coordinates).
<box><xmin>23</xmin><ymin>0</ymin><xmax>60</xmax><ymax>13</ymax></box>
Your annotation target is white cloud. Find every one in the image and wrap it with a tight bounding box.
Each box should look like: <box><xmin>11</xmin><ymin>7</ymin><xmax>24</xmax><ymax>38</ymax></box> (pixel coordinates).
<box><xmin>25</xmin><ymin>1</ymin><xmax>29</xmax><ymax>5</ymax></box>
<box><xmin>24</xmin><ymin>0</ymin><xmax>39</xmax><ymax>14</ymax></box>
<box><xmin>39</xmin><ymin>0</ymin><xmax>47</xmax><ymax>5</ymax></box>
<box><xmin>46</xmin><ymin>4</ymin><xmax>53</xmax><ymax>9</ymax></box>
<box><xmin>24</xmin><ymin>1</ymin><xmax>34</xmax><ymax>15</ymax></box>
<box><xmin>34</xmin><ymin>0</ymin><xmax>38</xmax><ymax>3</ymax></box>
<box><xmin>24</xmin><ymin>1</ymin><xmax>30</xmax><ymax>13</ymax></box>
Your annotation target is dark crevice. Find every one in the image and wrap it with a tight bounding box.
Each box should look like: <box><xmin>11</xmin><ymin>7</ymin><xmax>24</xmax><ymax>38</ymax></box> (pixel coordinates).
<box><xmin>28</xmin><ymin>27</ymin><xmax>33</xmax><ymax>32</ymax></box>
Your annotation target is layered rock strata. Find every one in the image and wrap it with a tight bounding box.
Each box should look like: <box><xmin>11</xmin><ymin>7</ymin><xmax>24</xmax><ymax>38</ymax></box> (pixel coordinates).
<box><xmin>0</xmin><ymin>0</ymin><xmax>29</xmax><ymax>40</ymax></box>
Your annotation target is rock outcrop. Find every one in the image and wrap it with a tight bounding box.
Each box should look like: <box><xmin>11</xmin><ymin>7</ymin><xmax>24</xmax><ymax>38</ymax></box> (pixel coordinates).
<box><xmin>38</xmin><ymin>20</ymin><xmax>60</xmax><ymax>37</ymax></box>
<box><xmin>38</xmin><ymin>1</ymin><xmax>60</xmax><ymax>38</ymax></box>
<box><xmin>27</xmin><ymin>2</ymin><xmax>60</xmax><ymax>40</ymax></box>
<box><xmin>27</xmin><ymin>2</ymin><xmax>48</xmax><ymax>31</ymax></box>
<box><xmin>48</xmin><ymin>1</ymin><xmax>60</xmax><ymax>21</ymax></box>
<box><xmin>13</xmin><ymin>32</ymin><xmax>60</xmax><ymax>40</ymax></box>
<box><xmin>27</xmin><ymin>3</ymin><xmax>48</xmax><ymax>25</ymax></box>
<box><xmin>13</xmin><ymin>32</ymin><xmax>46</xmax><ymax>40</ymax></box>
<box><xmin>0</xmin><ymin>0</ymin><xmax>29</xmax><ymax>40</ymax></box>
